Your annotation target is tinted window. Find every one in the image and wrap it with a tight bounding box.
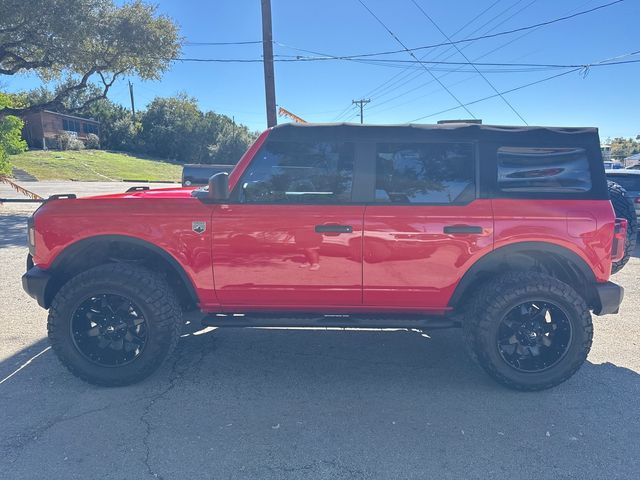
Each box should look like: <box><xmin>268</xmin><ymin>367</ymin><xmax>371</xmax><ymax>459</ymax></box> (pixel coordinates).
<box><xmin>238</xmin><ymin>141</ymin><xmax>354</xmax><ymax>204</ymax></box>
<box><xmin>498</xmin><ymin>147</ymin><xmax>591</xmax><ymax>193</ymax></box>
<box><xmin>375</xmin><ymin>142</ymin><xmax>475</xmax><ymax>204</ymax></box>
<box><xmin>607</xmin><ymin>175</ymin><xmax>640</xmax><ymax>192</ymax></box>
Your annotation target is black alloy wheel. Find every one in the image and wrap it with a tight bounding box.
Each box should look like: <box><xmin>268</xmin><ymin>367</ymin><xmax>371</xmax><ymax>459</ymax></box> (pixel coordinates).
<box><xmin>71</xmin><ymin>293</ymin><xmax>149</xmax><ymax>367</ymax></box>
<box><xmin>497</xmin><ymin>301</ymin><xmax>572</xmax><ymax>373</ymax></box>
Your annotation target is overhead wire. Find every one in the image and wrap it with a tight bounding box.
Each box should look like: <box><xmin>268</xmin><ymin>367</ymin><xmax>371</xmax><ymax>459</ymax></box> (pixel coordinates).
<box><xmin>407</xmin><ymin>48</ymin><xmax>640</xmax><ymax>123</ymax></box>
<box><xmin>359</xmin><ymin>0</ymin><xmax>504</xmax><ymax>103</ymax></box>
<box><xmin>363</xmin><ymin>0</ymin><xmax>594</xmax><ymax>118</ymax></box>
<box><xmin>360</xmin><ymin>0</ymin><xmax>539</xmax><ymax>116</ymax></box>
<box><xmin>355</xmin><ymin>0</ymin><xmax>476</xmax><ymax>118</ymax></box>
<box><xmin>174</xmin><ymin>1</ymin><xmax>623</xmax><ymax>64</ymax></box>
<box><xmin>409</xmin><ymin>0</ymin><xmax>529</xmax><ymax>124</ymax></box>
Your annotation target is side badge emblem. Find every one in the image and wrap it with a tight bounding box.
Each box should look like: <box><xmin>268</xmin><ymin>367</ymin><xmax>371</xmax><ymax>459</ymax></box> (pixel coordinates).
<box><xmin>192</xmin><ymin>221</ymin><xmax>206</xmax><ymax>234</ymax></box>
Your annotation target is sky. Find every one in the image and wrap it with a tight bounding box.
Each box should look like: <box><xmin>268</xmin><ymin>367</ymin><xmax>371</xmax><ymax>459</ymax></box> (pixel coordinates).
<box><xmin>5</xmin><ymin>0</ymin><xmax>640</xmax><ymax>139</ymax></box>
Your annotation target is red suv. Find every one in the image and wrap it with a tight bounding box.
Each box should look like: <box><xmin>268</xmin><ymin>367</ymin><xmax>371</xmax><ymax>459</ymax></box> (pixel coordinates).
<box><xmin>22</xmin><ymin>123</ymin><xmax>627</xmax><ymax>390</ymax></box>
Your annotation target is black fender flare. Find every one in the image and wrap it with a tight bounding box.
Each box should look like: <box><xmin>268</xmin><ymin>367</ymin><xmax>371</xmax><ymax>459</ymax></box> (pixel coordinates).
<box><xmin>449</xmin><ymin>242</ymin><xmax>597</xmax><ymax>308</ymax></box>
<box><xmin>48</xmin><ymin>234</ymin><xmax>199</xmax><ymax>306</ymax></box>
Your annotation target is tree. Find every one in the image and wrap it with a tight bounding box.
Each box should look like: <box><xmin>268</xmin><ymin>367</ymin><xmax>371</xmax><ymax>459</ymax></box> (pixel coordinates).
<box><xmin>24</xmin><ymin>82</ymin><xmax>106</xmax><ymax>112</ymax></box>
<box><xmin>0</xmin><ymin>93</ymin><xmax>27</xmax><ymax>175</ymax></box>
<box><xmin>207</xmin><ymin>115</ymin><xmax>258</xmax><ymax>164</ymax></box>
<box><xmin>139</xmin><ymin>94</ymin><xmax>257</xmax><ymax>164</ymax></box>
<box><xmin>0</xmin><ymin>0</ymin><xmax>181</xmax><ymax>116</ymax></box>
<box><xmin>140</xmin><ymin>94</ymin><xmax>208</xmax><ymax>162</ymax></box>
<box><xmin>609</xmin><ymin>137</ymin><xmax>640</xmax><ymax>160</ymax></box>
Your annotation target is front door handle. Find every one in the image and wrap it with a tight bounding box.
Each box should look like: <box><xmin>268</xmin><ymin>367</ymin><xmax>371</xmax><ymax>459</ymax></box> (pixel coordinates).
<box><xmin>315</xmin><ymin>224</ymin><xmax>353</xmax><ymax>234</ymax></box>
<box><xmin>443</xmin><ymin>225</ymin><xmax>483</xmax><ymax>234</ymax></box>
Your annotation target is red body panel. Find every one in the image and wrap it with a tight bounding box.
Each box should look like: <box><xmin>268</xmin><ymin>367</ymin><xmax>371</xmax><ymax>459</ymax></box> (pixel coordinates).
<box><xmin>32</xmin><ymin>193</ymin><xmax>221</xmax><ymax>309</ymax></box>
<box><xmin>30</xmin><ymin>132</ymin><xmax>617</xmax><ymax>315</ymax></box>
<box><xmin>210</xmin><ymin>204</ymin><xmax>364</xmax><ymax>308</ymax></box>
<box><xmin>363</xmin><ymin>200</ymin><xmax>494</xmax><ymax>309</ymax></box>
<box><xmin>491</xmin><ymin>199</ymin><xmax>615</xmax><ymax>282</ymax></box>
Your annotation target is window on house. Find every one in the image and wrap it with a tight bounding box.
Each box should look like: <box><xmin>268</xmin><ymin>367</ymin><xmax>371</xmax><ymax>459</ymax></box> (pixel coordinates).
<box><xmin>374</xmin><ymin>142</ymin><xmax>476</xmax><ymax>204</ymax></box>
<box><xmin>83</xmin><ymin>123</ymin><xmax>98</xmax><ymax>135</ymax></box>
<box><xmin>237</xmin><ymin>141</ymin><xmax>355</xmax><ymax>204</ymax></box>
<box><xmin>497</xmin><ymin>147</ymin><xmax>592</xmax><ymax>193</ymax></box>
<box><xmin>62</xmin><ymin>118</ymin><xmax>80</xmax><ymax>133</ymax></box>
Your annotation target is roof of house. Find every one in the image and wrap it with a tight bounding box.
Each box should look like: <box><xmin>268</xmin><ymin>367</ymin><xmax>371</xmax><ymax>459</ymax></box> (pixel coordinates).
<box><xmin>41</xmin><ymin>110</ymin><xmax>99</xmax><ymax>123</ymax></box>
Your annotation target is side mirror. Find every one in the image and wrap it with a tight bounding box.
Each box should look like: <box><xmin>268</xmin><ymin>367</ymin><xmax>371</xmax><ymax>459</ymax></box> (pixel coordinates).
<box><xmin>208</xmin><ymin>172</ymin><xmax>229</xmax><ymax>201</ymax></box>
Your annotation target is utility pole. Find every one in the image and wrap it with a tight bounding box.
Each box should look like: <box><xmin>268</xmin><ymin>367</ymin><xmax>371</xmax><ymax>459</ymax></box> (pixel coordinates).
<box><xmin>352</xmin><ymin>98</ymin><xmax>371</xmax><ymax>124</ymax></box>
<box><xmin>232</xmin><ymin>115</ymin><xmax>236</xmax><ymax>144</ymax></box>
<box><xmin>128</xmin><ymin>80</ymin><xmax>136</xmax><ymax>122</ymax></box>
<box><xmin>261</xmin><ymin>0</ymin><xmax>277</xmax><ymax>128</ymax></box>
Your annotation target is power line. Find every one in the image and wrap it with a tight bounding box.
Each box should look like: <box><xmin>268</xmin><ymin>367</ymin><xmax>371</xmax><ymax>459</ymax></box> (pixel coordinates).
<box><xmin>353</xmin><ymin>0</ymin><xmax>624</xmax><ymax>60</ymax></box>
<box><xmin>359</xmin><ymin>0</ymin><xmax>504</xmax><ymax>102</ymax></box>
<box><xmin>176</xmin><ymin>0</ymin><xmax>623</xmax><ymax>64</ymax></box>
<box><xmin>409</xmin><ymin>0</ymin><xmax>529</xmax><ymax>125</ymax></box>
<box><xmin>409</xmin><ymin>69</ymin><xmax>580</xmax><ymax>123</ymax></box>
<box><xmin>184</xmin><ymin>40</ymin><xmax>263</xmax><ymax>46</ymax></box>
<box><xmin>172</xmin><ymin>55</ymin><xmax>640</xmax><ymax>69</ymax></box>
<box><xmin>355</xmin><ymin>0</ymin><xmax>476</xmax><ymax>118</ymax></box>
<box><xmin>362</xmin><ymin>0</ymin><xmax>590</xmax><ymax>118</ymax></box>
<box><xmin>337</xmin><ymin>0</ymin><xmax>538</xmax><ymax>121</ymax></box>
<box><xmin>357</xmin><ymin>0</ymin><xmax>539</xmax><ymax>111</ymax></box>
<box><xmin>335</xmin><ymin>0</ymin><xmax>512</xmax><ymax>120</ymax></box>
<box><xmin>407</xmin><ymin>48</ymin><xmax>640</xmax><ymax>123</ymax></box>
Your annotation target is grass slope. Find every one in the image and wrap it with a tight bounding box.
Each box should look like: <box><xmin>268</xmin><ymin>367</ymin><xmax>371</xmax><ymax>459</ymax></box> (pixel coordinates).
<box><xmin>11</xmin><ymin>149</ymin><xmax>182</xmax><ymax>182</ymax></box>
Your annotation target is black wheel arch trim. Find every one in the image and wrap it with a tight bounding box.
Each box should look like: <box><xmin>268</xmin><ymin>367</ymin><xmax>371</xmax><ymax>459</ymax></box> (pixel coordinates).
<box><xmin>46</xmin><ymin>234</ymin><xmax>199</xmax><ymax>308</ymax></box>
<box><xmin>449</xmin><ymin>241</ymin><xmax>598</xmax><ymax>308</ymax></box>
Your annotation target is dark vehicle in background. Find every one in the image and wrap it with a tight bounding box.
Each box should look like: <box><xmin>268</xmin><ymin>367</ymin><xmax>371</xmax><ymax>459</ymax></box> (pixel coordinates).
<box><xmin>605</xmin><ymin>169</ymin><xmax>639</xmax><ymax>273</ymax></box>
<box><xmin>182</xmin><ymin>164</ymin><xmax>233</xmax><ymax>186</ymax></box>
<box><xmin>606</xmin><ymin>169</ymin><xmax>640</xmax><ymax>218</ymax></box>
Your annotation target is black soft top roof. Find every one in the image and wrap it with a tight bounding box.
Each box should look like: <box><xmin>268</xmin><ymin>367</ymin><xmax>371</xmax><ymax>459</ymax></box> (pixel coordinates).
<box><xmin>268</xmin><ymin>122</ymin><xmax>600</xmax><ymax>145</ymax></box>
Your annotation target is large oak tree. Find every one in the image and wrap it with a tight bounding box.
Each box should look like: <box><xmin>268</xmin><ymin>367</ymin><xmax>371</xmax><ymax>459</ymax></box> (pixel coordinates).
<box><xmin>0</xmin><ymin>0</ymin><xmax>182</xmax><ymax>116</ymax></box>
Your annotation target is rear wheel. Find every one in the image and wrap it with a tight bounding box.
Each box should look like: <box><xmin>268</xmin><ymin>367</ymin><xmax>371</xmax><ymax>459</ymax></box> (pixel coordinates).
<box><xmin>608</xmin><ymin>180</ymin><xmax>638</xmax><ymax>274</ymax></box>
<box><xmin>463</xmin><ymin>272</ymin><xmax>593</xmax><ymax>391</ymax></box>
<box><xmin>48</xmin><ymin>263</ymin><xmax>182</xmax><ymax>386</ymax></box>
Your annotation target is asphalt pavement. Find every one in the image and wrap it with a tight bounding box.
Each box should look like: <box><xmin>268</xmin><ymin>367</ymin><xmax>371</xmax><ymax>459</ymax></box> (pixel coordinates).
<box><xmin>1</xmin><ymin>181</ymin><xmax>639</xmax><ymax>479</ymax></box>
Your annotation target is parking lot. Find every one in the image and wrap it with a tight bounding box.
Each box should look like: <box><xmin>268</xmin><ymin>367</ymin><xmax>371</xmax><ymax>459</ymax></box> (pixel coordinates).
<box><xmin>1</xmin><ymin>182</ymin><xmax>639</xmax><ymax>479</ymax></box>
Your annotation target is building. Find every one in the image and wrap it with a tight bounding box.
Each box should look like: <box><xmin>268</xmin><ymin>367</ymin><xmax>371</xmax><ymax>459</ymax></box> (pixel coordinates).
<box><xmin>21</xmin><ymin>110</ymin><xmax>100</xmax><ymax>149</ymax></box>
<box><xmin>624</xmin><ymin>152</ymin><xmax>640</xmax><ymax>167</ymax></box>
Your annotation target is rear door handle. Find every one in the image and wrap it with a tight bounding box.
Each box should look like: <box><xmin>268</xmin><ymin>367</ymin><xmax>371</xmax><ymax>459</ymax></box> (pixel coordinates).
<box><xmin>443</xmin><ymin>225</ymin><xmax>483</xmax><ymax>234</ymax></box>
<box><xmin>315</xmin><ymin>224</ymin><xmax>353</xmax><ymax>234</ymax></box>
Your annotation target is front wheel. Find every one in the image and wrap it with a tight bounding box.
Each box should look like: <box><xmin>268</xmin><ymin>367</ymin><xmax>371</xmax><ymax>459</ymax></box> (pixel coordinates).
<box><xmin>48</xmin><ymin>263</ymin><xmax>182</xmax><ymax>386</ymax></box>
<box><xmin>463</xmin><ymin>272</ymin><xmax>593</xmax><ymax>391</ymax></box>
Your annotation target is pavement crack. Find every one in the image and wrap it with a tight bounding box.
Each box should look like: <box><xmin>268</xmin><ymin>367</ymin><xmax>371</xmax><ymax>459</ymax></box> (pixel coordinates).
<box><xmin>140</xmin><ymin>338</ymin><xmax>212</xmax><ymax>479</ymax></box>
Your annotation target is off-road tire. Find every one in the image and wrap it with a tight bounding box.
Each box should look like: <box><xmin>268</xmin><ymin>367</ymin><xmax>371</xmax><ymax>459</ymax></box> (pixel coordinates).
<box><xmin>463</xmin><ymin>272</ymin><xmax>593</xmax><ymax>391</ymax></box>
<box><xmin>48</xmin><ymin>263</ymin><xmax>182</xmax><ymax>386</ymax></box>
<box><xmin>608</xmin><ymin>180</ymin><xmax>638</xmax><ymax>274</ymax></box>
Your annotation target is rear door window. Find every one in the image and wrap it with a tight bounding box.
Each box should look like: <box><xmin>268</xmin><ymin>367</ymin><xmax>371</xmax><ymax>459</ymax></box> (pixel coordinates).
<box><xmin>374</xmin><ymin>142</ymin><xmax>475</xmax><ymax>204</ymax></box>
<box><xmin>497</xmin><ymin>147</ymin><xmax>592</xmax><ymax>193</ymax></box>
